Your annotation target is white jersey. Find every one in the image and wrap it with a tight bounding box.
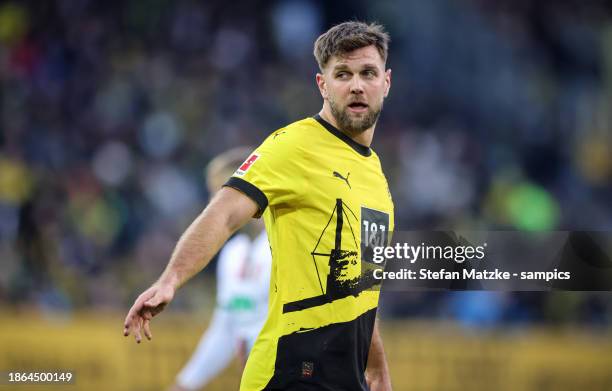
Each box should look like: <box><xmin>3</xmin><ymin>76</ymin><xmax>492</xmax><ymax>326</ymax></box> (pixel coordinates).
<box><xmin>176</xmin><ymin>230</ymin><xmax>271</xmax><ymax>390</ymax></box>
<box><xmin>216</xmin><ymin>231</ymin><xmax>271</xmax><ymax>336</ymax></box>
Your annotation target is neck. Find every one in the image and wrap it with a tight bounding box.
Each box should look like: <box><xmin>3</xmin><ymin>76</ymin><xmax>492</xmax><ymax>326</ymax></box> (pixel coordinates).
<box><xmin>318</xmin><ymin>105</ymin><xmax>375</xmax><ymax>147</ymax></box>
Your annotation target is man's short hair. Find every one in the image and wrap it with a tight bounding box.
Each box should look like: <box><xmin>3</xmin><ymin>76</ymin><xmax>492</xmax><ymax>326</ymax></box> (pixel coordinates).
<box><xmin>314</xmin><ymin>21</ymin><xmax>390</xmax><ymax>71</ymax></box>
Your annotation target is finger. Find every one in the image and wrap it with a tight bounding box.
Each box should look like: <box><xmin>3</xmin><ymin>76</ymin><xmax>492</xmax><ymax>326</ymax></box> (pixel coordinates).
<box><xmin>143</xmin><ymin>318</ymin><xmax>152</xmax><ymax>340</ymax></box>
<box><xmin>124</xmin><ymin>306</ymin><xmax>142</xmax><ymax>336</ymax></box>
<box><xmin>134</xmin><ymin>317</ymin><xmax>143</xmax><ymax>343</ymax></box>
<box><xmin>124</xmin><ymin>290</ymin><xmax>155</xmax><ymax>334</ymax></box>
<box><xmin>124</xmin><ymin>312</ymin><xmax>136</xmax><ymax>336</ymax></box>
<box><xmin>124</xmin><ymin>301</ymin><xmax>143</xmax><ymax>332</ymax></box>
<box><xmin>124</xmin><ymin>310</ymin><xmax>134</xmax><ymax>334</ymax></box>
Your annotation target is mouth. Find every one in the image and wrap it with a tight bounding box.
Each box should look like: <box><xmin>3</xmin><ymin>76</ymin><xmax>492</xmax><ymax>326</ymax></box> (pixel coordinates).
<box><xmin>347</xmin><ymin>102</ymin><xmax>369</xmax><ymax>113</ymax></box>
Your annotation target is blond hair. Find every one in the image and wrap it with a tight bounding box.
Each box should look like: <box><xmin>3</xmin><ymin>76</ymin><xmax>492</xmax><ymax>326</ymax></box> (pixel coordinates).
<box><xmin>205</xmin><ymin>146</ymin><xmax>253</xmax><ymax>194</ymax></box>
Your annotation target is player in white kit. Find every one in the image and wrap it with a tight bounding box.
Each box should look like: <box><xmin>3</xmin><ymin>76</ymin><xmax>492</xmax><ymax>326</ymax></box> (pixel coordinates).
<box><xmin>170</xmin><ymin>147</ymin><xmax>271</xmax><ymax>391</ymax></box>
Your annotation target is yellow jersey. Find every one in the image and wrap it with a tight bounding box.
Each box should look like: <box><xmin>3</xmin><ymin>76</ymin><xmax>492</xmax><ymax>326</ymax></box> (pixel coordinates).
<box><xmin>225</xmin><ymin>115</ymin><xmax>394</xmax><ymax>391</ymax></box>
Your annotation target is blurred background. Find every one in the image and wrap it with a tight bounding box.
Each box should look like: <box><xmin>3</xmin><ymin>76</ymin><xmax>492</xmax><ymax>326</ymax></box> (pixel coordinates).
<box><xmin>0</xmin><ymin>0</ymin><xmax>611</xmax><ymax>390</ymax></box>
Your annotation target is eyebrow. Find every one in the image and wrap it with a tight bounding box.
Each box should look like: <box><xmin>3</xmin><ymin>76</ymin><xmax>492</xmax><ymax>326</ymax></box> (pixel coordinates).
<box><xmin>332</xmin><ymin>64</ymin><xmax>350</xmax><ymax>71</ymax></box>
<box><xmin>332</xmin><ymin>63</ymin><xmax>380</xmax><ymax>72</ymax></box>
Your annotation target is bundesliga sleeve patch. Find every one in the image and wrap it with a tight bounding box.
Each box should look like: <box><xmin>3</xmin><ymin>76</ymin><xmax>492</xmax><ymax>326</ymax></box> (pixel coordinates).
<box><xmin>235</xmin><ymin>153</ymin><xmax>260</xmax><ymax>176</ymax></box>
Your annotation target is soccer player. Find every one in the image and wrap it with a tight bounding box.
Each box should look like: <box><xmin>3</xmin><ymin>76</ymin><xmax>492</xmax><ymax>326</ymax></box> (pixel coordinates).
<box><xmin>125</xmin><ymin>21</ymin><xmax>394</xmax><ymax>391</ymax></box>
<box><xmin>170</xmin><ymin>148</ymin><xmax>271</xmax><ymax>391</ymax></box>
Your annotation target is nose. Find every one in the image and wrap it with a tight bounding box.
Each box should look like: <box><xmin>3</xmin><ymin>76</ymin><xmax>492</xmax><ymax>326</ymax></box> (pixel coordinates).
<box><xmin>350</xmin><ymin>77</ymin><xmax>364</xmax><ymax>95</ymax></box>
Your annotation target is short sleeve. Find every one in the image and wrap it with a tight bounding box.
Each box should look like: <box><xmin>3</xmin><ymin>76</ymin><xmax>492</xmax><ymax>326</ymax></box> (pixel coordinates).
<box><xmin>223</xmin><ymin>130</ymin><xmax>303</xmax><ymax>218</ymax></box>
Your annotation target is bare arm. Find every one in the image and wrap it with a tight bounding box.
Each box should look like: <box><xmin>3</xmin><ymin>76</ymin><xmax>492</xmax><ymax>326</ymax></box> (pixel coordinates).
<box><xmin>159</xmin><ymin>186</ymin><xmax>258</xmax><ymax>288</ymax></box>
<box><xmin>366</xmin><ymin>318</ymin><xmax>392</xmax><ymax>391</ymax></box>
<box><xmin>123</xmin><ymin>187</ymin><xmax>259</xmax><ymax>343</ymax></box>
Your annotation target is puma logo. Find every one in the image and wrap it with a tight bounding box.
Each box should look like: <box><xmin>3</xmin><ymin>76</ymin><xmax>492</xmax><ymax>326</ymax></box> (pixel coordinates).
<box><xmin>333</xmin><ymin>171</ymin><xmax>351</xmax><ymax>189</ymax></box>
<box><xmin>273</xmin><ymin>131</ymin><xmax>286</xmax><ymax>139</ymax></box>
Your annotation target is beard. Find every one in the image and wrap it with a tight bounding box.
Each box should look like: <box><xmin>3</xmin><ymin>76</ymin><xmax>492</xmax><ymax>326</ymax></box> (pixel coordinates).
<box><xmin>329</xmin><ymin>97</ymin><xmax>382</xmax><ymax>136</ymax></box>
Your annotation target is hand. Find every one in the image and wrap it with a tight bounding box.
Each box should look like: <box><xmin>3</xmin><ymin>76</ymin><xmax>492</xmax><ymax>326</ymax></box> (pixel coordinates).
<box><xmin>366</xmin><ymin>370</ymin><xmax>392</xmax><ymax>391</ymax></box>
<box><xmin>123</xmin><ymin>282</ymin><xmax>175</xmax><ymax>343</ymax></box>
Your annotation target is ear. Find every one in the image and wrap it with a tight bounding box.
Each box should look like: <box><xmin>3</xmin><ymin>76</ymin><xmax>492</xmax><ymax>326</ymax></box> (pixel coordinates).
<box><xmin>316</xmin><ymin>73</ymin><xmax>328</xmax><ymax>99</ymax></box>
<box><xmin>384</xmin><ymin>68</ymin><xmax>391</xmax><ymax>98</ymax></box>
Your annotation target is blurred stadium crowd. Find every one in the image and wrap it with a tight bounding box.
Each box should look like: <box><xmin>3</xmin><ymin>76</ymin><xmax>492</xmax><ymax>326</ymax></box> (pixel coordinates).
<box><xmin>0</xmin><ymin>0</ymin><xmax>611</xmax><ymax>326</ymax></box>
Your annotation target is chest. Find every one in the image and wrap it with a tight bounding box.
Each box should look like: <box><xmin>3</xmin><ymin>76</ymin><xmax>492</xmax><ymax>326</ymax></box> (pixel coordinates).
<box><xmin>300</xmin><ymin>153</ymin><xmax>391</xmax><ymax>216</ymax></box>
<box><xmin>297</xmin><ymin>153</ymin><xmax>393</xmax><ymax>259</ymax></box>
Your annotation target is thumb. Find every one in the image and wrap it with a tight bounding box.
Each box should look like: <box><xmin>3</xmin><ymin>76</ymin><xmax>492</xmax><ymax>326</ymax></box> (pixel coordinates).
<box><xmin>144</xmin><ymin>295</ymin><xmax>161</xmax><ymax>307</ymax></box>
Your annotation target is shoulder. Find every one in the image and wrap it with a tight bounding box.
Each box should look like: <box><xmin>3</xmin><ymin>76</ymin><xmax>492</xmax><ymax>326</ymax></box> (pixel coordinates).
<box><xmin>263</xmin><ymin>117</ymin><xmax>320</xmax><ymax>147</ymax></box>
<box><xmin>368</xmin><ymin>149</ymin><xmax>394</xmax><ymax>209</ymax></box>
<box><xmin>367</xmin><ymin>148</ymin><xmax>385</xmax><ymax>171</ymax></box>
<box><xmin>254</xmin><ymin>117</ymin><xmax>320</xmax><ymax>162</ymax></box>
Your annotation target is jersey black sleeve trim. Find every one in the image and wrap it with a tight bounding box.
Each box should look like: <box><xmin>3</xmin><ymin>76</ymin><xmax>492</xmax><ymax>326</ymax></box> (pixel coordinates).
<box><xmin>224</xmin><ymin>177</ymin><xmax>268</xmax><ymax>218</ymax></box>
<box><xmin>313</xmin><ymin>114</ymin><xmax>372</xmax><ymax>157</ymax></box>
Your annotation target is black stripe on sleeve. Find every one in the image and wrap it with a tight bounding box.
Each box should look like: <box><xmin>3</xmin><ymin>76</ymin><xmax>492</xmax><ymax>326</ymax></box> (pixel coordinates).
<box><xmin>223</xmin><ymin>177</ymin><xmax>269</xmax><ymax>218</ymax></box>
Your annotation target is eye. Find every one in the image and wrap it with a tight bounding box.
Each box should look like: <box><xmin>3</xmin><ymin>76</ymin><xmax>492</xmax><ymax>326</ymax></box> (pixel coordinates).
<box><xmin>336</xmin><ymin>72</ymin><xmax>350</xmax><ymax>79</ymax></box>
<box><xmin>362</xmin><ymin>69</ymin><xmax>377</xmax><ymax>78</ymax></box>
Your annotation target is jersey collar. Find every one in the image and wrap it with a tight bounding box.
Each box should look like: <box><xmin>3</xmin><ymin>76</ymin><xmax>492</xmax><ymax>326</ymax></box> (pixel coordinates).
<box><xmin>313</xmin><ymin>114</ymin><xmax>372</xmax><ymax>157</ymax></box>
